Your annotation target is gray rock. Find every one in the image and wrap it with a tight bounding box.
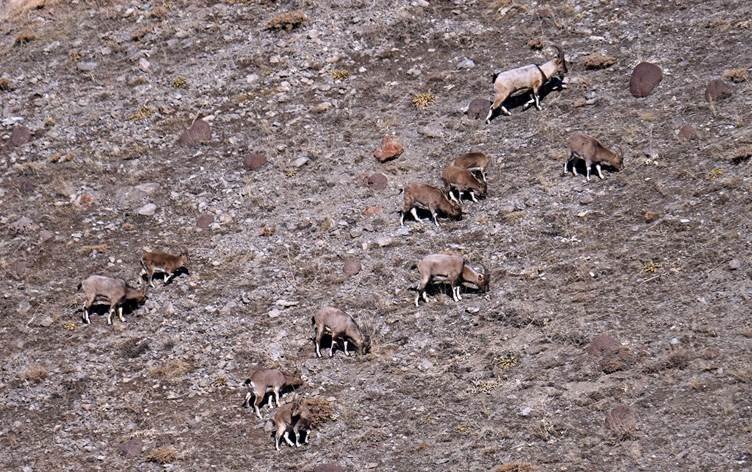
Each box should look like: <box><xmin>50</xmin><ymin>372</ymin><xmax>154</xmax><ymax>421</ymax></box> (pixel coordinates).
<box><xmin>77</xmin><ymin>61</ymin><xmax>98</xmax><ymax>72</ymax></box>
<box><xmin>729</xmin><ymin>259</ymin><xmax>741</xmax><ymax>270</ymax></box>
<box><xmin>136</xmin><ymin>203</ymin><xmax>157</xmax><ymax>216</ymax></box>
<box><xmin>293</xmin><ymin>156</ymin><xmax>310</xmax><ymax>168</ymax></box>
<box><xmin>418</xmin><ymin>124</ymin><xmax>444</xmax><ymax>138</ymax></box>
<box><xmin>135</xmin><ymin>182</ymin><xmax>160</xmax><ymax>195</ymax></box>
<box><xmin>457</xmin><ymin>57</ymin><xmax>475</xmax><ymax>69</ymax></box>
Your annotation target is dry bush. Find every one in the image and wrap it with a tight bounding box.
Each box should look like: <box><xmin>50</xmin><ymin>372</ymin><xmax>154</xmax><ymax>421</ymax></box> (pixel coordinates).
<box><xmin>723</xmin><ymin>67</ymin><xmax>749</xmax><ymax>83</ymax></box>
<box><xmin>730</xmin><ymin>145</ymin><xmax>752</xmax><ymax>165</ymax></box>
<box><xmin>145</xmin><ymin>446</ymin><xmax>177</xmax><ymax>464</ymax></box>
<box><xmin>412</xmin><ymin>92</ymin><xmax>435</xmax><ymax>109</ymax></box>
<box><xmin>20</xmin><ymin>364</ymin><xmax>48</xmax><ymax>383</ymax></box>
<box><xmin>149</xmin><ymin>359</ymin><xmax>193</xmax><ymax>380</ymax></box>
<box><xmin>120</xmin><ymin>338</ymin><xmax>150</xmax><ymax>358</ymax></box>
<box><xmin>14</xmin><ymin>30</ymin><xmax>37</xmax><ymax>45</ymax></box>
<box><xmin>302</xmin><ymin>397</ymin><xmax>335</xmax><ymax>428</ymax></box>
<box><xmin>266</xmin><ymin>10</ymin><xmax>306</xmax><ymax>31</ymax></box>
<box><xmin>0</xmin><ymin>78</ymin><xmax>13</xmax><ymax>91</ymax></box>
<box><xmin>605</xmin><ymin>405</ymin><xmax>637</xmax><ymax>440</ymax></box>
<box><xmin>171</xmin><ymin>76</ymin><xmax>187</xmax><ymax>89</ymax></box>
<box><xmin>2</xmin><ymin>0</ymin><xmax>58</xmax><ymax>19</ymax></box>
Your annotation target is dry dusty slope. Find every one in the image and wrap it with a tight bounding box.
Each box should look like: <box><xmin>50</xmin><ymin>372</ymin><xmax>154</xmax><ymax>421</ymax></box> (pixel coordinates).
<box><xmin>1</xmin><ymin>0</ymin><xmax>751</xmax><ymax>470</ymax></box>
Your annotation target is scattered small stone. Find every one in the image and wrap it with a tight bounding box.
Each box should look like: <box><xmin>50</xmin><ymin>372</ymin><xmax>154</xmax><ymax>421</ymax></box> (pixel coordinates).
<box><xmin>466</xmin><ymin>98</ymin><xmax>491</xmax><ymax>120</ymax></box>
<box><xmin>268</xmin><ymin>308</ymin><xmax>281</xmax><ymax>318</ymax></box>
<box><xmin>583</xmin><ymin>52</ymin><xmax>616</xmax><ymax>70</ymax></box>
<box><xmin>466</xmin><ymin>307</ymin><xmax>480</xmax><ymax>314</ymax></box>
<box><xmin>9</xmin><ymin>124</ymin><xmax>32</xmax><ymax>147</ymax></box>
<box><xmin>196</xmin><ymin>213</ymin><xmax>214</xmax><ymax>229</ymax></box>
<box><xmin>311</xmin><ymin>102</ymin><xmax>333</xmax><ymax>113</ymax></box>
<box><xmin>579</xmin><ymin>194</ymin><xmax>594</xmax><ymax>205</ymax></box>
<box><xmin>76</xmin><ymin>61</ymin><xmax>98</xmax><ymax>72</ymax></box>
<box><xmin>629</xmin><ymin>62</ymin><xmax>662</xmax><ymax>98</ymax></box>
<box><xmin>376</xmin><ymin>237</ymin><xmax>393</xmax><ymax>248</ymax></box>
<box><xmin>373</xmin><ymin>135</ymin><xmax>404</xmax><ymax>162</ymax></box>
<box><xmin>177</xmin><ymin>118</ymin><xmax>211</xmax><ymax>146</ymax></box>
<box><xmin>38</xmin><ymin>316</ymin><xmax>54</xmax><ymax>328</ymax></box>
<box><xmin>418</xmin><ymin>124</ymin><xmax>444</xmax><ymax>139</ymax></box>
<box><xmin>17</xmin><ymin>300</ymin><xmax>32</xmax><ymax>315</ymax></box>
<box><xmin>136</xmin><ymin>182</ymin><xmax>159</xmax><ymax>195</ymax></box>
<box><xmin>10</xmin><ymin>216</ymin><xmax>34</xmax><ymax>233</ymax></box>
<box><xmin>275</xmin><ymin>299</ymin><xmax>298</xmax><ymax>307</ymax></box>
<box><xmin>343</xmin><ymin>258</ymin><xmax>361</xmax><ymax>276</ymax></box>
<box><xmin>366</xmin><ymin>173</ymin><xmax>388</xmax><ymax>191</ymax></box>
<box><xmin>136</xmin><ymin>203</ymin><xmax>157</xmax><ymax>216</ymax></box>
<box><xmin>243</xmin><ymin>152</ymin><xmax>268</xmax><ymax>171</ymax></box>
<box><xmin>138</xmin><ymin>58</ymin><xmax>150</xmax><ymax>72</ymax></box>
<box><xmin>728</xmin><ymin>259</ymin><xmax>741</xmax><ymax>270</ymax></box>
<box><xmin>677</xmin><ymin>125</ymin><xmax>699</xmax><ymax>141</ymax></box>
<box><xmin>457</xmin><ymin>57</ymin><xmax>475</xmax><ymax>69</ymax></box>
<box><xmin>519</xmin><ymin>406</ymin><xmax>532</xmax><ymax>417</ymax></box>
<box><xmin>419</xmin><ymin>359</ymin><xmax>433</xmax><ymax>371</ymax></box>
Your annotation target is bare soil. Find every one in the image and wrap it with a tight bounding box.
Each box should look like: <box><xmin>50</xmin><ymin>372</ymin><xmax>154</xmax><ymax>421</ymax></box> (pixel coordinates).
<box><xmin>1</xmin><ymin>0</ymin><xmax>751</xmax><ymax>470</ymax></box>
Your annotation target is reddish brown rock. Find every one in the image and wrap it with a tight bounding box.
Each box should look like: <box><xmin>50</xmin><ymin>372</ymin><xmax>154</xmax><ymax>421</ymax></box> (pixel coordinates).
<box><xmin>643</xmin><ymin>211</ymin><xmax>660</xmax><ymax>223</ymax></box>
<box><xmin>705</xmin><ymin>79</ymin><xmax>733</xmax><ymax>103</ymax></box>
<box><xmin>178</xmin><ymin>118</ymin><xmax>211</xmax><ymax>146</ymax></box>
<box><xmin>343</xmin><ymin>258</ymin><xmax>361</xmax><ymax>276</ymax></box>
<box><xmin>243</xmin><ymin>152</ymin><xmax>267</xmax><ymax>171</ymax></box>
<box><xmin>373</xmin><ymin>135</ymin><xmax>403</xmax><ymax>162</ymax></box>
<box><xmin>9</xmin><ymin>124</ymin><xmax>32</xmax><ymax>147</ymax></box>
<box><xmin>196</xmin><ymin>213</ymin><xmax>214</xmax><ymax>229</ymax></box>
<box><xmin>629</xmin><ymin>62</ymin><xmax>662</xmax><ymax>97</ymax></box>
<box><xmin>466</xmin><ymin>98</ymin><xmax>492</xmax><ymax>120</ymax></box>
<box><xmin>312</xmin><ymin>465</ymin><xmax>345</xmax><ymax>472</ymax></box>
<box><xmin>677</xmin><ymin>125</ymin><xmax>699</xmax><ymax>141</ymax></box>
<box><xmin>117</xmin><ymin>438</ymin><xmax>144</xmax><ymax>458</ymax></box>
<box><xmin>605</xmin><ymin>405</ymin><xmax>637</xmax><ymax>437</ymax></box>
<box><xmin>366</xmin><ymin>173</ymin><xmax>388</xmax><ymax>190</ymax></box>
<box><xmin>587</xmin><ymin>334</ymin><xmax>621</xmax><ymax>357</ymax></box>
<box><xmin>583</xmin><ymin>52</ymin><xmax>616</xmax><ymax>70</ymax></box>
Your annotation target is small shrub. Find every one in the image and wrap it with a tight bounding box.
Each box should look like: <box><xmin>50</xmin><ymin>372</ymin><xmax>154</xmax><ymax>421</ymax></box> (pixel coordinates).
<box><xmin>266</xmin><ymin>10</ymin><xmax>306</xmax><ymax>31</ymax></box>
<box><xmin>171</xmin><ymin>76</ymin><xmax>187</xmax><ymax>88</ymax></box>
<box><xmin>331</xmin><ymin>69</ymin><xmax>350</xmax><ymax>80</ymax></box>
<box><xmin>722</xmin><ymin>67</ymin><xmax>749</xmax><ymax>83</ymax></box>
<box><xmin>145</xmin><ymin>446</ymin><xmax>177</xmax><ymax>464</ymax></box>
<box><xmin>128</xmin><ymin>105</ymin><xmax>154</xmax><ymax>121</ymax></box>
<box><xmin>21</xmin><ymin>364</ymin><xmax>48</xmax><ymax>383</ymax></box>
<box><xmin>0</xmin><ymin>78</ymin><xmax>12</xmax><ymax>91</ymax></box>
<box><xmin>149</xmin><ymin>359</ymin><xmax>193</xmax><ymax>380</ymax></box>
<box><xmin>412</xmin><ymin>92</ymin><xmax>435</xmax><ymax>109</ymax></box>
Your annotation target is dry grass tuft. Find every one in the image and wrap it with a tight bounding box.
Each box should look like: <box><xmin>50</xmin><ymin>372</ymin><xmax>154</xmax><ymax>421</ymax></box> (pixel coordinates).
<box><xmin>722</xmin><ymin>67</ymin><xmax>749</xmax><ymax>83</ymax></box>
<box><xmin>128</xmin><ymin>105</ymin><xmax>154</xmax><ymax>122</ymax></box>
<box><xmin>412</xmin><ymin>92</ymin><xmax>435</xmax><ymax>109</ymax></box>
<box><xmin>145</xmin><ymin>446</ymin><xmax>178</xmax><ymax>464</ymax></box>
<box><xmin>331</xmin><ymin>69</ymin><xmax>351</xmax><ymax>81</ymax></box>
<box><xmin>0</xmin><ymin>78</ymin><xmax>12</xmax><ymax>91</ymax></box>
<box><xmin>302</xmin><ymin>397</ymin><xmax>335</xmax><ymax>428</ymax></box>
<box><xmin>171</xmin><ymin>76</ymin><xmax>188</xmax><ymax>89</ymax></box>
<box><xmin>266</xmin><ymin>10</ymin><xmax>306</xmax><ymax>31</ymax></box>
<box><xmin>149</xmin><ymin>359</ymin><xmax>193</xmax><ymax>380</ymax></box>
<box><xmin>20</xmin><ymin>364</ymin><xmax>48</xmax><ymax>383</ymax></box>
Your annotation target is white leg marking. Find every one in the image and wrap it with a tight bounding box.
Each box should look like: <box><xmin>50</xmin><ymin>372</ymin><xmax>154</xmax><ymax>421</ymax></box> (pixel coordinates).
<box><xmin>597</xmin><ymin>164</ymin><xmax>604</xmax><ymax>179</ymax></box>
<box><xmin>118</xmin><ymin>306</ymin><xmax>125</xmax><ymax>323</ymax></box>
<box><xmin>344</xmin><ymin>340</ymin><xmax>350</xmax><ymax>356</ymax></box>
<box><xmin>501</xmin><ymin>105</ymin><xmax>511</xmax><ymax>116</ymax></box>
<box><xmin>410</xmin><ymin>207</ymin><xmax>420</xmax><ymax>223</ymax></box>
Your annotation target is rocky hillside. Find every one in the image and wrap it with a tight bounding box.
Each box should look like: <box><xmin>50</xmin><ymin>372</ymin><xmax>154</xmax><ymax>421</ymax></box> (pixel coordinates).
<box><xmin>1</xmin><ymin>0</ymin><xmax>751</xmax><ymax>470</ymax></box>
